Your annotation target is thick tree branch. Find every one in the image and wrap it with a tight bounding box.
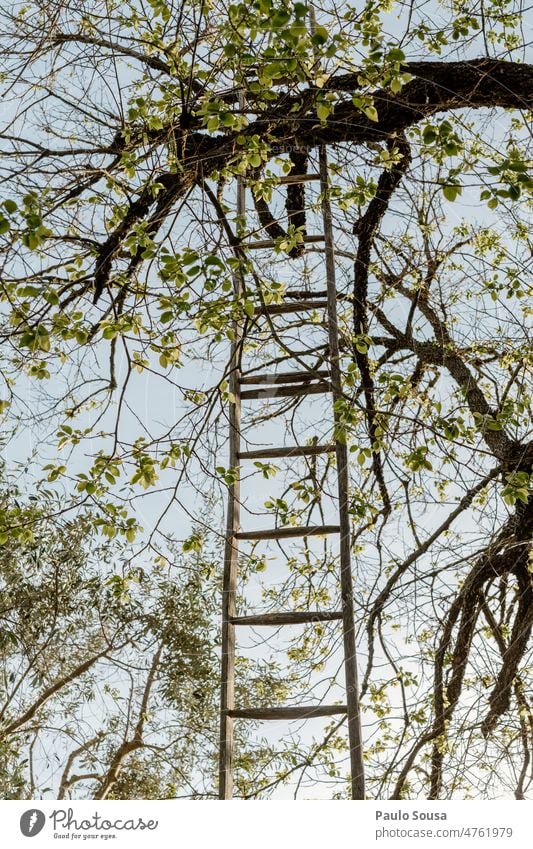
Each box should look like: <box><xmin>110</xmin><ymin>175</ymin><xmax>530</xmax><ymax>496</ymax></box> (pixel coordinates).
<box><xmin>371</xmin><ymin>304</ymin><xmax>519</xmax><ymax>463</ymax></box>
<box><xmin>1</xmin><ymin>645</ymin><xmax>122</xmax><ymax>737</ymax></box>
<box><xmin>183</xmin><ymin>60</ymin><xmax>533</xmax><ymax>173</ymax></box>
<box><xmin>94</xmin><ymin>643</ymin><xmax>163</xmax><ymax>800</ymax></box>
<box><xmin>352</xmin><ymin>133</ymin><xmax>412</xmax><ymax>517</ymax></box>
<box><xmin>91</xmin><ymin>59</ymin><xmax>533</xmax><ymax>304</ymax></box>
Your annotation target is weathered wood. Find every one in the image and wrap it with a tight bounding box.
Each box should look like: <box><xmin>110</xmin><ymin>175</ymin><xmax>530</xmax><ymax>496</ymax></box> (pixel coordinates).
<box><xmin>277</xmin><ymin>173</ymin><xmax>321</xmax><ymax>184</ymax></box>
<box><xmin>319</xmin><ymin>137</ymin><xmax>365</xmax><ymax>800</ymax></box>
<box><xmin>230</xmin><ymin>610</ymin><xmax>343</xmax><ymax>626</ymax></box>
<box><xmin>245</xmin><ymin>234</ymin><xmax>325</xmax><ymax>249</ymax></box>
<box><xmin>227</xmin><ymin>705</ymin><xmax>347</xmax><ymax>720</ymax></box>
<box><xmin>219</xmin><ymin>83</ymin><xmax>365</xmax><ymax>800</ymax></box>
<box><xmin>219</xmin><ymin>119</ymin><xmax>246</xmax><ymax>801</ymax></box>
<box><xmin>236</xmin><ymin>524</ymin><xmax>340</xmax><ymax>541</ymax></box>
<box><xmin>255</xmin><ymin>299</ymin><xmax>328</xmax><ymax>315</ymax></box>
<box><xmin>240</xmin><ymin>381</ymin><xmax>331</xmax><ymax>400</ymax></box>
<box><xmin>240</xmin><ymin>369</ymin><xmax>329</xmax><ymax>385</ymax></box>
<box><xmin>238</xmin><ymin>443</ymin><xmax>336</xmax><ymax>460</ymax></box>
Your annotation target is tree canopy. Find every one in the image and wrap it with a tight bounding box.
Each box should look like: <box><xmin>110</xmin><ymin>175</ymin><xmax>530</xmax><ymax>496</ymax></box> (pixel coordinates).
<box><xmin>0</xmin><ymin>0</ymin><xmax>532</xmax><ymax>799</ymax></box>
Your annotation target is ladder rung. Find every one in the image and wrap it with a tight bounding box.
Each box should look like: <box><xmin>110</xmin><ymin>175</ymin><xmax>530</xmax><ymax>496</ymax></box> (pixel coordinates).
<box><xmin>230</xmin><ymin>610</ymin><xmax>343</xmax><ymax>626</ymax></box>
<box><xmin>255</xmin><ymin>300</ymin><xmax>328</xmax><ymax>315</ymax></box>
<box><xmin>235</xmin><ymin>524</ymin><xmax>340</xmax><ymax>541</ymax></box>
<box><xmin>227</xmin><ymin>705</ymin><xmax>347</xmax><ymax>720</ymax></box>
<box><xmin>240</xmin><ymin>381</ymin><xmax>331</xmax><ymax>400</ymax></box>
<box><xmin>238</xmin><ymin>443</ymin><xmax>336</xmax><ymax>460</ymax></box>
<box><xmin>277</xmin><ymin>173</ymin><xmax>321</xmax><ymax>184</ymax></box>
<box><xmin>240</xmin><ymin>369</ymin><xmax>329</xmax><ymax>386</ymax></box>
<box><xmin>245</xmin><ymin>235</ymin><xmax>325</xmax><ymax>250</ymax></box>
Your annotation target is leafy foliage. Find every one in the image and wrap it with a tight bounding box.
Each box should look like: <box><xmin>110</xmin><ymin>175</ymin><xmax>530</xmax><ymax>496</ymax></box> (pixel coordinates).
<box><xmin>0</xmin><ymin>0</ymin><xmax>531</xmax><ymax>799</ymax></box>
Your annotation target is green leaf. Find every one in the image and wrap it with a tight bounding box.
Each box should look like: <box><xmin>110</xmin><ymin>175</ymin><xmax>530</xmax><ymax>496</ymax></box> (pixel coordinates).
<box><xmin>311</xmin><ymin>25</ymin><xmax>328</xmax><ymax>45</ymax></box>
<box><xmin>316</xmin><ymin>102</ymin><xmax>331</xmax><ymax>122</ymax></box>
<box><xmin>364</xmin><ymin>105</ymin><xmax>379</xmax><ymax>122</ymax></box>
<box><xmin>271</xmin><ymin>9</ymin><xmax>290</xmax><ymax>27</ymax></box>
<box><xmin>442</xmin><ymin>184</ymin><xmax>462</xmax><ymax>202</ymax></box>
<box><xmin>23</xmin><ymin>232</ymin><xmax>41</xmax><ymax>249</ymax></box>
<box><xmin>387</xmin><ymin>48</ymin><xmax>405</xmax><ymax>62</ymax></box>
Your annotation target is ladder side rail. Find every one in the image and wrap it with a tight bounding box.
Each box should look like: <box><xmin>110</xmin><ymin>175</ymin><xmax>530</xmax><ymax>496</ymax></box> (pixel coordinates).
<box><xmin>219</xmin><ymin>112</ymin><xmax>246</xmax><ymax>799</ymax></box>
<box><xmin>319</xmin><ymin>145</ymin><xmax>366</xmax><ymax>800</ymax></box>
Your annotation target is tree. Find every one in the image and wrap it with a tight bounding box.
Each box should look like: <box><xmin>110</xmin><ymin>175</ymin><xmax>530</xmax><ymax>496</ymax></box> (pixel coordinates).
<box><xmin>0</xmin><ymin>478</ymin><xmax>224</xmax><ymax>799</ymax></box>
<box><xmin>0</xmin><ymin>0</ymin><xmax>531</xmax><ymax>798</ymax></box>
<box><xmin>0</xmin><ymin>480</ymin><xmax>316</xmax><ymax>798</ymax></box>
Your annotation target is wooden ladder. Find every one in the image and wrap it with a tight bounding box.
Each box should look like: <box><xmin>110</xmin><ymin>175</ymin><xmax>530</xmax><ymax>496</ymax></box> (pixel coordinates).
<box><xmin>218</xmin><ymin>147</ymin><xmax>365</xmax><ymax>800</ymax></box>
